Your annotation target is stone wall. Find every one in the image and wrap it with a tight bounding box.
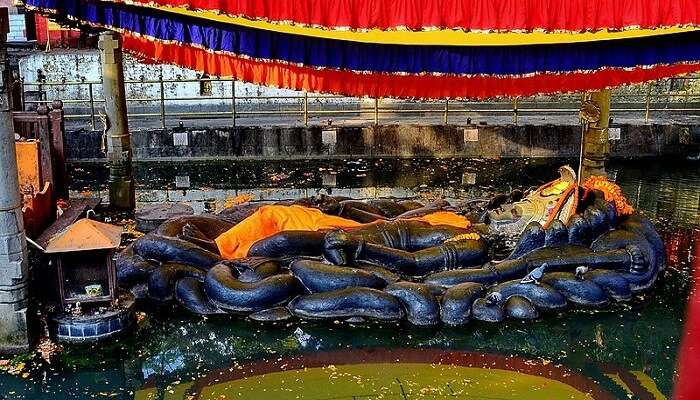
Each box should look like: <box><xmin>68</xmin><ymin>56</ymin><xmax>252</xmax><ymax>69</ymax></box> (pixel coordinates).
<box><xmin>64</xmin><ymin>124</ymin><xmax>700</xmax><ymax>162</ymax></box>
<box><xmin>19</xmin><ymin>50</ymin><xmax>359</xmax><ymax>112</ymax></box>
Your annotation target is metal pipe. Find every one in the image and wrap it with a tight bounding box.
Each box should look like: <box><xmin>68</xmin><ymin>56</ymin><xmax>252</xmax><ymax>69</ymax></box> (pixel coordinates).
<box><xmin>25</xmin><ymin>237</ymin><xmax>45</xmax><ymax>252</ymax></box>
<box><xmin>645</xmin><ymin>82</ymin><xmax>652</xmax><ymax>123</ymax></box>
<box><xmin>374</xmin><ymin>98</ymin><xmax>379</xmax><ymax>125</ymax></box>
<box><xmin>19</xmin><ymin>77</ymin><xmax>24</xmax><ymax>111</ymax></box>
<box><xmin>444</xmin><ymin>99</ymin><xmax>449</xmax><ymax>125</ymax></box>
<box><xmin>159</xmin><ymin>73</ymin><xmax>166</xmax><ymax>129</ymax></box>
<box><xmin>88</xmin><ymin>82</ymin><xmax>96</xmax><ymax>130</ymax></box>
<box><xmin>303</xmin><ymin>91</ymin><xmax>309</xmax><ymax>126</ymax></box>
<box><xmin>231</xmin><ymin>80</ymin><xmax>236</xmax><ymax>127</ymax></box>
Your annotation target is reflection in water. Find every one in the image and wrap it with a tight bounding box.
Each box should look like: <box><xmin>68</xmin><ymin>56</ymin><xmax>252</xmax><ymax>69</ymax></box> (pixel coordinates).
<box><xmin>1</xmin><ymin>158</ymin><xmax>698</xmax><ymax>399</ymax></box>
<box><xmin>134</xmin><ymin>349</ymin><xmax>617</xmax><ymax>400</ymax></box>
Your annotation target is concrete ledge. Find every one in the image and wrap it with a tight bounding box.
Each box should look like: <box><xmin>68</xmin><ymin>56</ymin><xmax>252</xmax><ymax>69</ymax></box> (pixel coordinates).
<box><xmin>65</xmin><ymin>124</ymin><xmax>700</xmax><ymax>162</ymax></box>
<box><xmin>0</xmin><ymin>306</ymin><xmax>29</xmax><ymax>354</ymax></box>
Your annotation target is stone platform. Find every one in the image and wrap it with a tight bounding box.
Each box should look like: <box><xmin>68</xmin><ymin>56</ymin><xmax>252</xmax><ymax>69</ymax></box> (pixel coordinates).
<box><xmin>64</xmin><ymin>123</ymin><xmax>700</xmax><ymax>162</ymax></box>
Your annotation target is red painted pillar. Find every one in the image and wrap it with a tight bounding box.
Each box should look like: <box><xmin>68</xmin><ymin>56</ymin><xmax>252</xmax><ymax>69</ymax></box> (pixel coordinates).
<box><xmin>674</xmin><ymin>228</ymin><xmax>700</xmax><ymax>399</ymax></box>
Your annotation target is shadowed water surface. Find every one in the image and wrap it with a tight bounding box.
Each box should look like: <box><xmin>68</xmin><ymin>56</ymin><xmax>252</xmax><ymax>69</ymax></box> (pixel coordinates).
<box><xmin>1</xmin><ymin>158</ymin><xmax>698</xmax><ymax>399</ymax></box>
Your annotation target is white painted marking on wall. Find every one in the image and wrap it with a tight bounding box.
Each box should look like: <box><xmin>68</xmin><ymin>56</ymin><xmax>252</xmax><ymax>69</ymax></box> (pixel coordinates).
<box><xmin>462</xmin><ymin>172</ymin><xmax>477</xmax><ymax>185</ymax></box>
<box><xmin>322</xmin><ymin>130</ymin><xmax>337</xmax><ymax>146</ymax></box>
<box><xmin>173</xmin><ymin>131</ymin><xmax>189</xmax><ymax>146</ymax></box>
<box><xmin>175</xmin><ymin>175</ymin><xmax>190</xmax><ymax>188</ymax></box>
<box><xmin>464</xmin><ymin>128</ymin><xmax>479</xmax><ymax>143</ymax></box>
<box><xmin>608</xmin><ymin>127</ymin><xmax>621</xmax><ymax>141</ymax></box>
<box><xmin>322</xmin><ymin>173</ymin><xmax>337</xmax><ymax>188</ymax></box>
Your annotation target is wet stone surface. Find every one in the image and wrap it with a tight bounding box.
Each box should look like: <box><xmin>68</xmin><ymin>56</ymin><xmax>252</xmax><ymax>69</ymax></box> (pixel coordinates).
<box><xmin>135</xmin><ymin>203</ymin><xmax>194</xmax><ymax>233</ymax></box>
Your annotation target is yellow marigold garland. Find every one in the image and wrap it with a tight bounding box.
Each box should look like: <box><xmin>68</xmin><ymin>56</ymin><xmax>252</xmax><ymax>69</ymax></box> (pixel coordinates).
<box><xmin>581</xmin><ymin>176</ymin><xmax>634</xmax><ymax>216</ymax></box>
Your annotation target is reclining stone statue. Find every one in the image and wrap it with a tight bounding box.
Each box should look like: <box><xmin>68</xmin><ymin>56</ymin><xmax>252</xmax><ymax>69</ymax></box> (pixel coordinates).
<box><xmin>116</xmin><ymin>166</ymin><xmax>666</xmax><ymax>326</ymax></box>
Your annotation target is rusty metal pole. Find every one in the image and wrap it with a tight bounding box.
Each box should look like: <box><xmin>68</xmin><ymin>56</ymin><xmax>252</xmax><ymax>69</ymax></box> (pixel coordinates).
<box><xmin>443</xmin><ymin>99</ymin><xmax>449</xmax><ymax>125</ymax></box>
<box><xmin>303</xmin><ymin>91</ymin><xmax>309</xmax><ymax>127</ymax></box>
<box><xmin>99</xmin><ymin>32</ymin><xmax>135</xmax><ymax>210</ymax></box>
<box><xmin>581</xmin><ymin>89</ymin><xmax>611</xmax><ymax>180</ymax></box>
<box><xmin>0</xmin><ymin>8</ymin><xmax>30</xmax><ymax>353</ymax></box>
<box><xmin>644</xmin><ymin>82</ymin><xmax>652</xmax><ymax>123</ymax></box>
<box><xmin>88</xmin><ymin>82</ymin><xmax>96</xmax><ymax>130</ymax></box>
<box><xmin>231</xmin><ymin>80</ymin><xmax>236</xmax><ymax>127</ymax></box>
<box><xmin>374</xmin><ymin>98</ymin><xmax>379</xmax><ymax>125</ymax></box>
<box><xmin>158</xmin><ymin>73</ymin><xmax>166</xmax><ymax>129</ymax></box>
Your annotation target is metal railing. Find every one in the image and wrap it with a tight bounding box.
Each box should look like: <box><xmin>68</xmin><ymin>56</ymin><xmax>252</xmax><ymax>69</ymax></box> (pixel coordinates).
<box><xmin>19</xmin><ymin>75</ymin><xmax>700</xmax><ymax>130</ymax></box>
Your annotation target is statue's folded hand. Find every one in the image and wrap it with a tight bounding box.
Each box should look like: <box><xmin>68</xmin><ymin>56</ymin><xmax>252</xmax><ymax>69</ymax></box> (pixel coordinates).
<box><xmin>323</xmin><ymin>231</ymin><xmax>362</xmax><ymax>265</ymax></box>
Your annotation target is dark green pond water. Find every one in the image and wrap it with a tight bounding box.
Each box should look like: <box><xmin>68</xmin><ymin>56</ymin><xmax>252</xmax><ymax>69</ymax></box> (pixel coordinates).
<box><xmin>1</xmin><ymin>158</ymin><xmax>698</xmax><ymax>400</ymax></box>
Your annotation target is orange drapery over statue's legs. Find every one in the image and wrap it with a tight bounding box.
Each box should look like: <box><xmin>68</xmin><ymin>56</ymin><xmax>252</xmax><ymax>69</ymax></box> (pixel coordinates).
<box><xmin>214</xmin><ymin>205</ymin><xmax>471</xmax><ymax>259</ymax></box>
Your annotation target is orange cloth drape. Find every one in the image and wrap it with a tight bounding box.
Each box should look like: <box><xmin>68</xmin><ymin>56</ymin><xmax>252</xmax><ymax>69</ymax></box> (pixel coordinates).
<box><xmin>215</xmin><ymin>205</ymin><xmax>470</xmax><ymax>259</ymax></box>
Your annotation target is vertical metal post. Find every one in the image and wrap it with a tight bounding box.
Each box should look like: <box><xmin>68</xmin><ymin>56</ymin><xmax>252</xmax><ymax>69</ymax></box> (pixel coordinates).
<box><xmin>19</xmin><ymin>78</ymin><xmax>24</xmax><ymax>111</ymax></box>
<box><xmin>374</xmin><ymin>98</ymin><xmax>379</xmax><ymax>125</ymax></box>
<box><xmin>0</xmin><ymin>8</ymin><xmax>30</xmax><ymax>353</ymax></box>
<box><xmin>443</xmin><ymin>99</ymin><xmax>449</xmax><ymax>125</ymax></box>
<box><xmin>644</xmin><ymin>82</ymin><xmax>652</xmax><ymax>123</ymax></box>
<box><xmin>99</xmin><ymin>32</ymin><xmax>135</xmax><ymax>210</ymax></box>
<box><xmin>512</xmin><ymin>97</ymin><xmax>519</xmax><ymax>124</ymax></box>
<box><xmin>38</xmin><ymin>80</ymin><xmax>44</xmax><ymax>104</ymax></box>
<box><xmin>231</xmin><ymin>80</ymin><xmax>236</xmax><ymax>127</ymax></box>
<box><xmin>88</xmin><ymin>82</ymin><xmax>96</xmax><ymax>130</ymax></box>
<box><xmin>159</xmin><ymin>73</ymin><xmax>166</xmax><ymax>129</ymax></box>
<box><xmin>303</xmin><ymin>91</ymin><xmax>309</xmax><ymax>126</ymax></box>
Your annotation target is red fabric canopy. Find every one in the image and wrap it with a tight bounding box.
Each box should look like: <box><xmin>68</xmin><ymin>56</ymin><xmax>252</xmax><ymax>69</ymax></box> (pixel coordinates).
<box><xmin>30</xmin><ymin>0</ymin><xmax>700</xmax><ymax>99</ymax></box>
<box><xmin>118</xmin><ymin>0</ymin><xmax>700</xmax><ymax>32</ymax></box>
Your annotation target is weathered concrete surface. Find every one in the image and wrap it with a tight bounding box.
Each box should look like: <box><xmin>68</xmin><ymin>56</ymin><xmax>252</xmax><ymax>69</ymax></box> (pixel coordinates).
<box><xmin>99</xmin><ymin>32</ymin><xmax>135</xmax><ymax>210</ymax></box>
<box><xmin>64</xmin><ymin>124</ymin><xmax>700</xmax><ymax>162</ymax></box>
<box><xmin>135</xmin><ymin>203</ymin><xmax>194</xmax><ymax>233</ymax></box>
<box><xmin>19</xmin><ymin>50</ymin><xmax>354</xmax><ymax>113</ymax></box>
<box><xmin>0</xmin><ymin>10</ymin><xmax>30</xmax><ymax>353</ymax></box>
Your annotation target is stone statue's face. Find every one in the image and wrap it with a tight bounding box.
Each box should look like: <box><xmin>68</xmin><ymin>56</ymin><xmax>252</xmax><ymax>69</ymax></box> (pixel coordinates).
<box><xmin>487</xmin><ymin>166</ymin><xmax>578</xmax><ymax>235</ymax></box>
<box><xmin>488</xmin><ymin>201</ymin><xmax>533</xmax><ymax>224</ymax></box>
<box><xmin>314</xmin><ymin>195</ymin><xmax>340</xmax><ymax>214</ymax></box>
